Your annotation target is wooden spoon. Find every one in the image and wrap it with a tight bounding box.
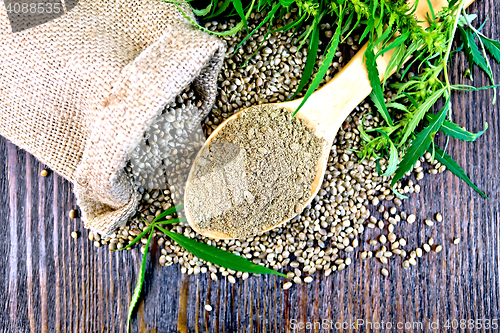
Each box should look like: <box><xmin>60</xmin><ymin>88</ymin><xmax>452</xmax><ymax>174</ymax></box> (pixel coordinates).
<box><xmin>185</xmin><ymin>0</ymin><xmax>475</xmax><ymax>239</ymax></box>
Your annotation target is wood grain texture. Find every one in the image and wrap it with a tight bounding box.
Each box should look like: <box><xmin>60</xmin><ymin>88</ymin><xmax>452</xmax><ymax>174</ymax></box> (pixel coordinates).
<box><xmin>0</xmin><ymin>2</ymin><xmax>499</xmax><ymax>332</ymax></box>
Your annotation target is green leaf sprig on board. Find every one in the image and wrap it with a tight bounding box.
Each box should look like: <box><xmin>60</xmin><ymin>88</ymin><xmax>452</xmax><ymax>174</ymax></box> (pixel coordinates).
<box><xmin>179</xmin><ymin>0</ymin><xmax>499</xmax><ymax>198</ymax></box>
<box><xmin>114</xmin><ymin>204</ymin><xmax>286</xmax><ymax>332</ymax></box>
<box><xmin>360</xmin><ymin>0</ymin><xmax>496</xmax><ymax>198</ymax></box>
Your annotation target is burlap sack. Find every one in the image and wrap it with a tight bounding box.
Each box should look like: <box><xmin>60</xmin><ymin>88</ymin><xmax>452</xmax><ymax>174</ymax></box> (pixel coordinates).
<box><xmin>0</xmin><ymin>0</ymin><xmax>225</xmax><ymax>234</ymax></box>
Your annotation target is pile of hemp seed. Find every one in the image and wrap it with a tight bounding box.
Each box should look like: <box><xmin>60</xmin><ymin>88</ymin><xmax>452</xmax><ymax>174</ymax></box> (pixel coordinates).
<box><xmin>72</xmin><ymin>9</ymin><xmax>460</xmax><ymax>287</ymax></box>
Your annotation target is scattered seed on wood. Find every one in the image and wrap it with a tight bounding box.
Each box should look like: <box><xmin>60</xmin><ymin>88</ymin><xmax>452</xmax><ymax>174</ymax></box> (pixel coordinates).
<box><xmin>453</xmin><ymin>238</ymin><xmax>461</xmax><ymax>244</ymax></box>
<box><xmin>71</xmin><ymin>231</ymin><xmax>79</xmax><ymax>239</ymax></box>
<box><xmin>381</xmin><ymin>268</ymin><xmax>389</xmax><ymax>277</ymax></box>
<box><xmin>205</xmin><ymin>304</ymin><xmax>213</xmax><ymax>312</ymax></box>
<box><xmin>407</xmin><ymin>214</ymin><xmax>416</xmax><ymax>224</ymax></box>
<box><xmin>41</xmin><ymin>169</ymin><xmax>49</xmax><ymax>177</ymax></box>
<box><xmin>388</xmin><ymin>233</ymin><xmax>396</xmax><ymax>243</ymax></box>
<box><xmin>379</xmin><ymin>235</ymin><xmax>387</xmax><ymax>244</ymax></box>
<box><xmin>435</xmin><ymin>213</ymin><xmax>443</xmax><ymax>222</ymax></box>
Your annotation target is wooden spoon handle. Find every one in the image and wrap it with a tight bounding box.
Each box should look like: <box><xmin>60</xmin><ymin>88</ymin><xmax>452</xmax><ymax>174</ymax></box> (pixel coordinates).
<box><xmin>281</xmin><ymin>0</ymin><xmax>476</xmax><ymax>143</ymax></box>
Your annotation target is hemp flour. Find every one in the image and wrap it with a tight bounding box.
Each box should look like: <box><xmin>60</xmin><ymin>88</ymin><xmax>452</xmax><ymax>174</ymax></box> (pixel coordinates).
<box><xmin>185</xmin><ymin>106</ymin><xmax>323</xmax><ymax>238</ymax></box>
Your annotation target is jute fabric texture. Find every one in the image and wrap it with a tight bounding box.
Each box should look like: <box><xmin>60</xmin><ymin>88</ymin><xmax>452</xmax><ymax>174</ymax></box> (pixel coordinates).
<box><xmin>0</xmin><ymin>0</ymin><xmax>225</xmax><ymax>234</ymax></box>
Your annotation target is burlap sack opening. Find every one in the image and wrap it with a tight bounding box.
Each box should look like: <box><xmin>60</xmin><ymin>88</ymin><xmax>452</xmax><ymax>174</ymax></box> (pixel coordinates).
<box><xmin>0</xmin><ymin>0</ymin><xmax>226</xmax><ymax>234</ymax></box>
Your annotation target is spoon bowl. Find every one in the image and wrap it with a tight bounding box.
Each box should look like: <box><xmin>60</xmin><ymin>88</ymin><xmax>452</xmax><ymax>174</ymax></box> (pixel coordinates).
<box><xmin>184</xmin><ymin>104</ymin><xmax>333</xmax><ymax>239</ymax></box>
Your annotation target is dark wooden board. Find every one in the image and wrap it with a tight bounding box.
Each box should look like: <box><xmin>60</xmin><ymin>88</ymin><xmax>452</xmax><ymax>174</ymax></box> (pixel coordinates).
<box><xmin>1</xmin><ymin>1</ymin><xmax>499</xmax><ymax>332</ymax></box>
